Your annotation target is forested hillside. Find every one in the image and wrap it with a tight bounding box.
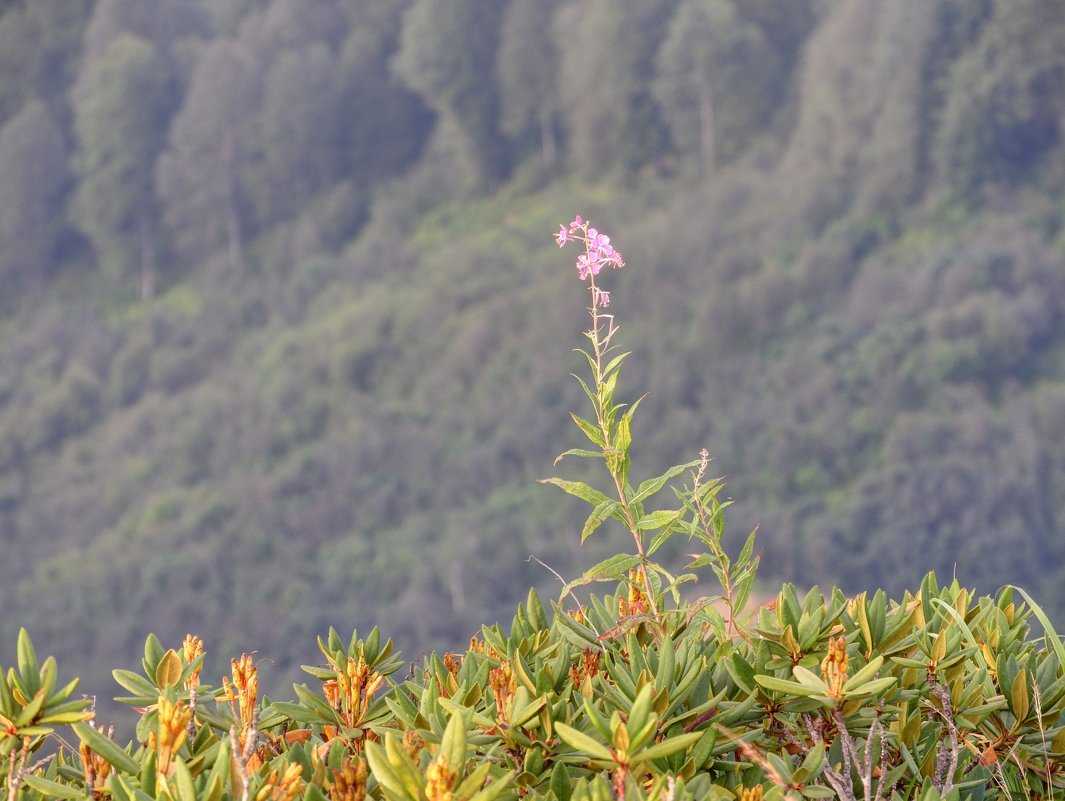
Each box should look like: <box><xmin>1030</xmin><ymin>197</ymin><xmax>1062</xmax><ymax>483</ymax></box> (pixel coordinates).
<box><xmin>1</xmin><ymin>0</ymin><xmax>1064</xmax><ymax>723</ymax></box>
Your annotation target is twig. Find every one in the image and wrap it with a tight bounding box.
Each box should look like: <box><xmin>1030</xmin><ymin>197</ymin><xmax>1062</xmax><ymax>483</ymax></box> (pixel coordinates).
<box><xmin>928</xmin><ymin>673</ymin><xmax>959</xmax><ymax>794</ymax></box>
<box><xmin>229</xmin><ymin>706</ymin><xmax>260</xmax><ymax>801</ymax></box>
<box><xmin>803</xmin><ymin>713</ymin><xmax>856</xmax><ymax>801</ymax></box>
<box><xmin>7</xmin><ymin>737</ymin><xmax>54</xmax><ymax>801</ymax></box>
<box><xmin>187</xmin><ymin>684</ymin><xmax>199</xmax><ymax>744</ymax></box>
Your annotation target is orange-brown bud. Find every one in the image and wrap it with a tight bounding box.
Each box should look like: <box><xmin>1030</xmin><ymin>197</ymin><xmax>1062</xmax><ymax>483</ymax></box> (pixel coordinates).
<box><xmin>183</xmin><ymin>635</ymin><xmax>204</xmax><ymax>690</ymax></box>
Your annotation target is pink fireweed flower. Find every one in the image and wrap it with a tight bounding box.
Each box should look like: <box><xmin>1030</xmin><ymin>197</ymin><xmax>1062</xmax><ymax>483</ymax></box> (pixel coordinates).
<box><xmin>555</xmin><ymin>213</ymin><xmax>624</xmax><ymax>279</ymax></box>
<box><xmin>593</xmin><ymin>287</ymin><xmax>610</xmax><ymax>307</ymax></box>
<box><xmin>577</xmin><ymin>252</ymin><xmax>602</xmax><ymax>280</ymax></box>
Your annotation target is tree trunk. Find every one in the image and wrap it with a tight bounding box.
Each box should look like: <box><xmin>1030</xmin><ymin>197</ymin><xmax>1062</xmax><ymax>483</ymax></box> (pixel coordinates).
<box><xmin>539</xmin><ymin>100</ymin><xmax>557</xmax><ymax>173</ymax></box>
<box><xmin>222</xmin><ymin>126</ymin><xmax>244</xmax><ymax>275</ymax></box>
<box><xmin>699</xmin><ymin>82</ymin><xmax>716</xmax><ymax>176</ymax></box>
<box><xmin>138</xmin><ymin>210</ymin><xmax>156</xmax><ymax>300</ymax></box>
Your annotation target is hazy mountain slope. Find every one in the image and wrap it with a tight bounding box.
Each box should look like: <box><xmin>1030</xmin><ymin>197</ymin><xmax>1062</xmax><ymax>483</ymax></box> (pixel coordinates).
<box><xmin>0</xmin><ymin>0</ymin><xmax>1063</xmax><ymax>725</ymax></box>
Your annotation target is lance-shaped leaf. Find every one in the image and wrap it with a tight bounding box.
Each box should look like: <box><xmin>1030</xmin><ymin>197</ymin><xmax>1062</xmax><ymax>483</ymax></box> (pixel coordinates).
<box><xmin>842</xmin><ymin>676</ymin><xmax>897</xmax><ymax>699</ymax></box>
<box><xmin>554</xmin><ymin>722</ymin><xmax>615</xmax><ymax>763</ymax></box>
<box><xmin>73</xmin><ymin>722</ymin><xmax>139</xmax><ymax>775</ymax></box>
<box><xmin>561</xmin><ymin>554</ymin><xmax>641</xmax><ymax>601</ymax></box>
<box><xmin>632</xmin><ymin>462</ymin><xmax>698</xmax><ymax>506</ymax></box>
<box><xmin>570</xmin><ymin>413</ymin><xmax>605</xmax><ymax>446</ymax></box>
<box><xmin>842</xmin><ymin>655</ymin><xmax>884</xmax><ymax>692</ymax></box>
<box><xmin>440</xmin><ymin>707</ymin><xmax>468</xmax><ymax>771</ymax></box>
<box><xmin>636</xmin><ymin>509</ymin><xmax>683</xmax><ymax>532</ymax></box>
<box><xmin>365</xmin><ymin>736</ymin><xmax>421</xmax><ymax>801</ymax></box>
<box><xmin>631</xmin><ymin>730</ymin><xmax>706</xmax><ymax>764</ymax></box>
<box><xmin>581</xmin><ymin>500</ymin><xmax>620</xmax><ymax>543</ymax></box>
<box><xmin>753</xmin><ymin>675</ymin><xmax>820</xmax><ymax>698</ymax></box>
<box><xmin>21</xmin><ymin>776</ymin><xmax>84</xmax><ymax>800</ymax></box>
<box><xmin>537</xmin><ymin>477</ymin><xmax>612</xmax><ymax>507</ymax></box>
<box><xmin>466</xmin><ymin>770</ymin><xmax>516</xmax><ymax>801</ymax></box>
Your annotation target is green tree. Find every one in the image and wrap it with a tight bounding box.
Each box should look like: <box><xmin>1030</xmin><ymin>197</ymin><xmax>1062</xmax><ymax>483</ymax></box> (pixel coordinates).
<box><xmin>496</xmin><ymin>0</ymin><xmax>562</xmax><ymax>173</ymax></box>
<box><xmin>81</xmin><ymin>0</ymin><xmax>205</xmax><ymax>63</ymax></box>
<box><xmin>256</xmin><ymin>0</ymin><xmax>351</xmax><ymax>52</ymax></box>
<box><xmin>654</xmin><ymin>0</ymin><xmax>777</xmax><ymax>173</ymax></box>
<box><xmin>0</xmin><ymin>0</ymin><xmax>92</xmax><ymax>127</ymax></box>
<box><xmin>0</xmin><ymin>100</ymin><xmax>68</xmax><ymax>298</ymax></box>
<box><xmin>71</xmin><ymin>33</ymin><xmax>174</xmax><ymax>298</ymax></box>
<box><xmin>337</xmin><ymin>1</ymin><xmax>433</xmax><ymax>186</ymax></box>
<box><xmin>392</xmin><ymin>0</ymin><xmax>508</xmax><ymax>186</ymax></box>
<box><xmin>934</xmin><ymin>0</ymin><xmax>1065</xmax><ymax>197</ymax></box>
<box><xmin>253</xmin><ymin>43</ymin><xmax>343</xmax><ymax>224</ymax></box>
<box><xmin>556</xmin><ymin>0</ymin><xmax>674</xmax><ymax>175</ymax></box>
<box><xmin>157</xmin><ymin>40</ymin><xmax>257</xmax><ymax>275</ymax></box>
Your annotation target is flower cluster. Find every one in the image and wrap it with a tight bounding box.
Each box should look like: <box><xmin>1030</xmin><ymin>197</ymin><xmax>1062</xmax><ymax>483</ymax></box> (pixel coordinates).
<box><xmin>555</xmin><ymin>214</ymin><xmax>624</xmax><ymax>306</ymax></box>
<box><xmin>820</xmin><ymin>635</ymin><xmax>849</xmax><ymax>700</ymax></box>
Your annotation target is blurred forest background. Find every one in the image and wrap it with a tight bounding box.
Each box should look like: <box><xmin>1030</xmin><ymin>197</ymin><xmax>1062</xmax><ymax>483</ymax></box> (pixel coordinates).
<box><xmin>1</xmin><ymin>0</ymin><xmax>1064</xmax><ymax>726</ymax></box>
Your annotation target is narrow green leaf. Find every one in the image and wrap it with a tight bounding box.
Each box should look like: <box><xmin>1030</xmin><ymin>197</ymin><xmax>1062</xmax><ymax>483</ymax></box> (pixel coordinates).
<box><xmin>635</xmin><ymin>509</ymin><xmax>682</xmax><ymax>531</ymax></box>
<box><xmin>440</xmin><ymin>708</ymin><xmax>467</xmax><ymax>771</ymax></box>
<box><xmin>601</xmin><ymin>352</ymin><xmax>630</xmax><ymax>381</ymax></box>
<box><xmin>842</xmin><ymin>676</ymin><xmax>897</xmax><ymax>698</ymax></box>
<box><xmin>292</xmin><ymin>684</ymin><xmax>340</xmax><ymax>722</ymax></box>
<box><xmin>843</xmin><ymin>655</ymin><xmax>885</xmax><ymax>691</ymax></box>
<box><xmin>142</xmin><ymin>635</ymin><xmax>164</xmax><ymax>677</ymax></box>
<box><xmin>791</xmin><ymin>666</ymin><xmax>828</xmax><ymax>692</ymax></box>
<box><xmin>632</xmin><ymin>730</ymin><xmax>704</xmax><ymax>763</ymax></box>
<box><xmin>632</xmin><ymin>463</ymin><xmax>698</xmax><ymax>506</ymax></box>
<box><xmin>581</xmin><ymin>500</ymin><xmax>619</xmax><ymax>543</ymax></box>
<box><xmin>571</xmin><ymin>414</ymin><xmax>605</xmax><ymax>446</ymax></box>
<box><xmin>466</xmin><ymin>771</ymin><xmax>515</xmax><ymax>801</ymax></box>
<box><xmin>753</xmin><ymin>675</ymin><xmax>820</xmax><ymax>697</ymax></box>
<box><xmin>364</xmin><ymin>740</ymin><xmax>409</xmax><ymax>801</ymax></box>
<box><xmin>384</xmin><ymin>733</ymin><xmax>424</xmax><ymax>801</ymax></box>
<box><xmin>73</xmin><ymin>722</ymin><xmax>139</xmax><ymax>775</ymax></box>
<box><xmin>555</xmin><ymin>448</ymin><xmax>606</xmax><ymax>463</ymax></box>
<box><xmin>509</xmin><ymin>694</ymin><xmax>547</xmax><ymax>729</ymax></box>
<box><xmin>579</xmin><ymin>554</ymin><xmax>640</xmax><ymax>584</ymax></box>
<box><xmin>21</xmin><ymin>775</ymin><xmax>84</xmax><ymax>800</ymax></box>
<box><xmin>17</xmin><ymin>629</ymin><xmax>39</xmax><ymax>696</ymax></box>
<box><xmin>798</xmin><ymin>741</ymin><xmax>825</xmax><ymax>778</ymax></box>
<box><xmin>614</xmin><ymin>414</ymin><xmax>632</xmax><ymax>455</ymax></box>
<box><xmin>111</xmin><ymin>670</ymin><xmax>159</xmax><ymax>698</ymax></box>
<box><xmin>1010</xmin><ymin>585</ymin><xmax>1065</xmax><ymax>669</ymax></box>
<box><xmin>554</xmin><ymin>722</ymin><xmax>614</xmax><ymax>762</ymax></box>
<box><xmin>270</xmin><ymin>701</ymin><xmax>319</xmax><ymax>725</ymax></box>
<box><xmin>172</xmin><ymin>757</ymin><xmax>197</xmax><ymax>801</ymax></box>
<box><xmin>14</xmin><ymin>688</ymin><xmax>47</xmax><ymax>727</ymax></box>
<box><xmin>537</xmin><ymin>477</ymin><xmax>611</xmax><ymax>507</ymax></box>
<box><xmin>1010</xmin><ymin>669</ymin><xmax>1029</xmax><ymax>721</ymax></box>
<box><xmin>549</xmin><ymin>763</ymin><xmax>572</xmax><ymax>801</ymax></box>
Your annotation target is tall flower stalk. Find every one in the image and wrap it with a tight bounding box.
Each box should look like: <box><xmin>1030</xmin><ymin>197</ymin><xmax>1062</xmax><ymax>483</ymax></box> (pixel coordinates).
<box><xmin>543</xmin><ymin>215</ymin><xmax>759</xmax><ymax>639</ymax></box>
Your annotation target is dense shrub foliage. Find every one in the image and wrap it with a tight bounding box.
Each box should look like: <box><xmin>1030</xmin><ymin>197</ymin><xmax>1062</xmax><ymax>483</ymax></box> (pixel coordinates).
<box><xmin>4</xmin><ymin>578</ymin><xmax>1065</xmax><ymax>800</ymax></box>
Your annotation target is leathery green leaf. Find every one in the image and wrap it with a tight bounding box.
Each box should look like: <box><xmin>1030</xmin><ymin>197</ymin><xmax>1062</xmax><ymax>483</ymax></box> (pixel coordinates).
<box><xmin>555</xmin><ymin>722</ymin><xmax>615</xmax><ymax>762</ymax></box>
<box><xmin>21</xmin><ymin>776</ymin><xmax>84</xmax><ymax>800</ymax></box>
<box><xmin>73</xmin><ymin>722</ymin><xmax>139</xmax><ymax>775</ymax></box>
<box><xmin>1010</xmin><ymin>669</ymin><xmax>1029</xmax><ymax>722</ymax></box>
<box><xmin>754</xmin><ymin>675</ymin><xmax>820</xmax><ymax>697</ymax></box>
<box><xmin>155</xmin><ymin>649</ymin><xmax>183</xmax><ymax>689</ymax></box>
<box><xmin>441</xmin><ymin>707</ymin><xmax>468</xmax><ymax>771</ymax></box>
<box><xmin>631</xmin><ymin>730</ymin><xmax>704</xmax><ymax>763</ymax></box>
